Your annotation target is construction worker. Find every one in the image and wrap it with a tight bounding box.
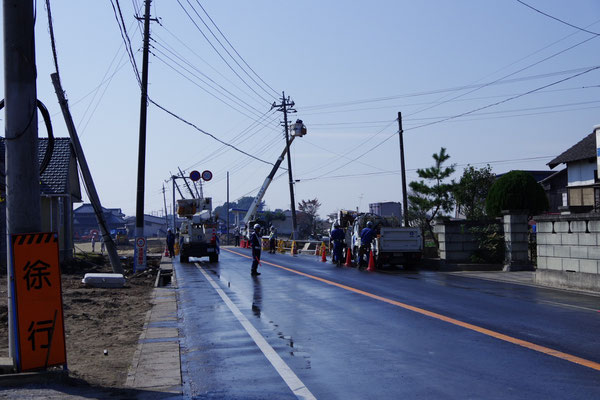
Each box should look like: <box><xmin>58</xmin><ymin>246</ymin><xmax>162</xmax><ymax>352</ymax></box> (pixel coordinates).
<box><xmin>166</xmin><ymin>228</ymin><xmax>175</xmax><ymax>258</ymax></box>
<box><xmin>268</xmin><ymin>226</ymin><xmax>277</xmax><ymax>254</ymax></box>
<box><xmin>233</xmin><ymin>226</ymin><xmax>240</xmax><ymax>247</ymax></box>
<box><xmin>330</xmin><ymin>222</ymin><xmax>345</xmax><ymax>265</ymax></box>
<box><xmin>250</xmin><ymin>224</ymin><xmax>262</xmax><ymax>276</ymax></box>
<box><xmin>359</xmin><ymin>221</ymin><xmax>375</xmax><ymax>267</ymax></box>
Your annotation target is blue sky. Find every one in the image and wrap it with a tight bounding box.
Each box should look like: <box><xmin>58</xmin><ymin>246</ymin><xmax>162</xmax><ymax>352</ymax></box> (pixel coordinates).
<box><xmin>2</xmin><ymin>0</ymin><xmax>600</xmax><ymax>219</ymax></box>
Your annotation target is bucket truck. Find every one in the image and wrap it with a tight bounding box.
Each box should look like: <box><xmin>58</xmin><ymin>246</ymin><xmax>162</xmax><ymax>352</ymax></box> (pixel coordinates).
<box><xmin>241</xmin><ymin>120</ymin><xmax>307</xmax><ymax>234</ymax></box>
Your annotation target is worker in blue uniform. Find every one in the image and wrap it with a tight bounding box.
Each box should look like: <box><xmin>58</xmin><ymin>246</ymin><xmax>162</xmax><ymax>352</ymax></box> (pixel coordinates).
<box><xmin>330</xmin><ymin>222</ymin><xmax>345</xmax><ymax>265</ymax></box>
<box><xmin>359</xmin><ymin>221</ymin><xmax>375</xmax><ymax>267</ymax></box>
<box><xmin>250</xmin><ymin>224</ymin><xmax>262</xmax><ymax>276</ymax></box>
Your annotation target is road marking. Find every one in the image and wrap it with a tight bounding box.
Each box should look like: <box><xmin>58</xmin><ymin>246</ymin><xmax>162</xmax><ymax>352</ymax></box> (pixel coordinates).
<box><xmin>196</xmin><ymin>263</ymin><xmax>316</xmax><ymax>400</ymax></box>
<box><xmin>223</xmin><ymin>248</ymin><xmax>600</xmax><ymax>372</ymax></box>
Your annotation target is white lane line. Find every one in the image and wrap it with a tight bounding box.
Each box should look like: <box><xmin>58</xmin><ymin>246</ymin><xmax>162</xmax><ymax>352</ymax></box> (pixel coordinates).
<box><xmin>197</xmin><ymin>264</ymin><xmax>316</xmax><ymax>400</ymax></box>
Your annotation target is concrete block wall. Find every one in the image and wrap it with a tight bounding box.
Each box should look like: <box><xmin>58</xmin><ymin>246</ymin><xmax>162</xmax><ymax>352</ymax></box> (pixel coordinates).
<box><xmin>536</xmin><ymin>215</ymin><xmax>600</xmax><ymax>275</ymax></box>
<box><xmin>434</xmin><ymin>220</ymin><xmax>502</xmax><ymax>262</ymax></box>
<box><xmin>503</xmin><ymin>212</ymin><xmax>531</xmax><ymax>271</ymax></box>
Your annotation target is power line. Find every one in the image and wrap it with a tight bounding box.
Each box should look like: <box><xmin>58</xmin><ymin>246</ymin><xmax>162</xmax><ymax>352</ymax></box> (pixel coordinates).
<box><xmin>299</xmin><ymin>84</ymin><xmax>600</xmax><ymax>117</ymax></box>
<box><xmin>109</xmin><ymin>0</ymin><xmax>142</xmax><ymax>87</ymax></box>
<box><xmin>193</xmin><ymin>0</ymin><xmax>280</xmax><ymax>97</ymax></box>
<box><xmin>150</xmin><ymin>45</ymin><xmax>269</xmax><ymax>119</ymax></box>
<box><xmin>405</xmin><ymin>34</ymin><xmax>599</xmax><ymax>118</ymax></box>
<box><xmin>304</xmin><ymin>65</ymin><xmax>600</xmax><ymax>181</ymax></box>
<box><xmin>177</xmin><ymin>0</ymin><xmax>273</xmax><ymax>104</ymax></box>
<box><xmin>301</xmin><ymin>66</ymin><xmax>597</xmax><ymax>111</ymax></box>
<box><xmin>297</xmin><ymin>156</ymin><xmax>557</xmax><ymax>183</ymax></box>
<box><xmin>149</xmin><ymin>98</ymin><xmax>275</xmax><ymax>166</ymax></box>
<box><xmin>154</xmin><ymin>27</ymin><xmax>262</xmax><ymax>107</ymax></box>
<box><xmin>516</xmin><ymin>0</ymin><xmax>600</xmax><ymax>35</ymax></box>
<box><xmin>150</xmin><ymin>38</ymin><xmax>266</xmax><ymax>114</ymax></box>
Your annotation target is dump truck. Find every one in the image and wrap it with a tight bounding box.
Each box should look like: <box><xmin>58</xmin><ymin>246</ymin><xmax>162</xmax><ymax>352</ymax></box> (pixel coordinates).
<box><xmin>351</xmin><ymin>213</ymin><xmax>422</xmax><ymax>268</ymax></box>
<box><xmin>177</xmin><ymin>198</ymin><xmax>219</xmax><ymax>263</ymax></box>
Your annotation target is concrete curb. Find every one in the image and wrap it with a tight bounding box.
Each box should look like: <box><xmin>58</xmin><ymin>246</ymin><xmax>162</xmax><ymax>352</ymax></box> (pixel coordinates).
<box><xmin>125</xmin><ymin>256</ymin><xmax>182</xmax><ymax>395</ymax></box>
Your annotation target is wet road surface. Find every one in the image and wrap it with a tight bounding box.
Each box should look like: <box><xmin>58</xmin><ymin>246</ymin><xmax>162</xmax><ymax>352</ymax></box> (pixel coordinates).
<box><xmin>175</xmin><ymin>247</ymin><xmax>600</xmax><ymax>399</ymax></box>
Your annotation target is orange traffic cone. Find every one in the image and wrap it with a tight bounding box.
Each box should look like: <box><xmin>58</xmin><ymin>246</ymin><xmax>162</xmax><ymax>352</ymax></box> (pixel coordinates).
<box><xmin>321</xmin><ymin>244</ymin><xmax>327</xmax><ymax>262</ymax></box>
<box><xmin>366</xmin><ymin>250</ymin><xmax>376</xmax><ymax>272</ymax></box>
<box><xmin>344</xmin><ymin>248</ymin><xmax>352</xmax><ymax>267</ymax></box>
<box><xmin>164</xmin><ymin>248</ymin><xmax>169</xmax><ymax>257</ymax></box>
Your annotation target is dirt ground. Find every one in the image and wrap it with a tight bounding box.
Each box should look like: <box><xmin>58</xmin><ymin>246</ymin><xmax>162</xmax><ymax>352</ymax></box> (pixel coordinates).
<box><xmin>0</xmin><ymin>238</ymin><xmax>166</xmax><ymax>394</ymax></box>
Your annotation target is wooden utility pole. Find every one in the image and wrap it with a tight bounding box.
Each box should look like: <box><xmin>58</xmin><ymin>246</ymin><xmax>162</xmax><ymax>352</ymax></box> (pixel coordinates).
<box><xmin>178</xmin><ymin>167</ymin><xmax>195</xmax><ymax>198</ymax></box>
<box><xmin>272</xmin><ymin>92</ymin><xmax>298</xmax><ymax>239</ymax></box>
<box><xmin>162</xmin><ymin>184</ymin><xmax>169</xmax><ymax>229</ymax></box>
<box><xmin>52</xmin><ymin>74</ymin><xmax>124</xmax><ymax>275</ymax></box>
<box><xmin>398</xmin><ymin>112</ymin><xmax>409</xmax><ymax>227</ymax></box>
<box><xmin>227</xmin><ymin>171</ymin><xmax>230</xmax><ymax>245</ymax></box>
<box><xmin>134</xmin><ymin>0</ymin><xmax>154</xmax><ymax>271</ymax></box>
<box><xmin>4</xmin><ymin>0</ymin><xmax>42</xmax><ymax>362</ymax></box>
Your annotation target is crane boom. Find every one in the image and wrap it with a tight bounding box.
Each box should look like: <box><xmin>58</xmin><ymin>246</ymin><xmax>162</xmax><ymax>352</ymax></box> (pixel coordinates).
<box><xmin>243</xmin><ymin>135</ymin><xmax>297</xmax><ymax>225</ymax></box>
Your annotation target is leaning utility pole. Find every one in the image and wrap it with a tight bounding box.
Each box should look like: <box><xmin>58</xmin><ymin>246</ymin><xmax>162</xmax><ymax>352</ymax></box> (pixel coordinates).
<box><xmin>134</xmin><ymin>0</ymin><xmax>154</xmax><ymax>271</ymax></box>
<box><xmin>178</xmin><ymin>167</ymin><xmax>195</xmax><ymax>198</ymax></box>
<box><xmin>272</xmin><ymin>92</ymin><xmax>298</xmax><ymax>239</ymax></box>
<box><xmin>398</xmin><ymin>112</ymin><xmax>409</xmax><ymax>227</ymax></box>
<box><xmin>4</xmin><ymin>0</ymin><xmax>42</xmax><ymax>361</ymax></box>
<box><xmin>52</xmin><ymin>74</ymin><xmax>123</xmax><ymax>275</ymax></box>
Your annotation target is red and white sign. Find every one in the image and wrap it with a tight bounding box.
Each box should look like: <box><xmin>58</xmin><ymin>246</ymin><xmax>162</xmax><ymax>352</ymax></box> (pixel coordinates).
<box><xmin>135</xmin><ymin>237</ymin><xmax>146</xmax><ymax>271</ymax></box>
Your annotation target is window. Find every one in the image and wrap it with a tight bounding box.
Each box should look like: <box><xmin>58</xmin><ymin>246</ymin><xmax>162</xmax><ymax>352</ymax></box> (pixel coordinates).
<box><xmin>568</xmin><ymin>187</ymin><xmax>594</xmax><ymax>206</ymax></box>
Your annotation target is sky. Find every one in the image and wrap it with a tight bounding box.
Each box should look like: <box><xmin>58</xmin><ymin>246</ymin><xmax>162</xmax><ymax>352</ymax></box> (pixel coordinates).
<box><xmin>2</xmin><ymin>0</ymin><xmax>600</xmax><ymax>220</ymax></box>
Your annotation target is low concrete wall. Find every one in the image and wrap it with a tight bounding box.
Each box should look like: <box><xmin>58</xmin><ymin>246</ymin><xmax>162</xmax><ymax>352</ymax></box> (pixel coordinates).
<box><xmin>434</xmin><ymin>219</ymin><xmax>502</xmax><ymax>263</ymax></box>
<box><xmin>535</xmin><ymin>213</ymin><xmax>600</xmax><ymax>292</ymax></box>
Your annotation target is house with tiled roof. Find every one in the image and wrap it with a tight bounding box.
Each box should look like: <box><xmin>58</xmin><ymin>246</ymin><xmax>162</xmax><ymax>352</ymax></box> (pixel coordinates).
<box><xmin>0</xmin><ymin>137</ymin><xmax>82</xmax><ymax>263</ymax></box>
<box><xmin>548</xmin><ymin>131</ymin><xmax>598</xmax><ymax>213</ymax></box>
<box><xmin>73</xmin><ymin>203</ymin><xmax>127</xmax><ymax>239</ymax></box>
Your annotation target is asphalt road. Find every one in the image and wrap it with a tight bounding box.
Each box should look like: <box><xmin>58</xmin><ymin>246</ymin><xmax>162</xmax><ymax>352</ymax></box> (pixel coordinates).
<box><xmin>175</xmin><ymin>247</ymin><xmax>600</xmax><ymax>400</ymax></box>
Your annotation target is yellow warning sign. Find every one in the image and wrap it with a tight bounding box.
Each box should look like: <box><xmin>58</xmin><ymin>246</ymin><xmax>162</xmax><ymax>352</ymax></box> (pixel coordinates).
<box><xmin>12</xmin><ymin>232</ymin><xmax>66</xmax><ymax>372</ymax></box>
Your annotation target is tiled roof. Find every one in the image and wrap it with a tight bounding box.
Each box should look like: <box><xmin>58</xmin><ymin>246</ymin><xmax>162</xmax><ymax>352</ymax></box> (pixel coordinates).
<box><xmin>39</xmin><ymin>138</ymin><xmax>74</xmax><ymax>195</ymax></box>
<box><xmin>0</xmin><ymin>137</ymin><xmax>75</xmax><ymax>195</ymax></box>
<box><xmin>548</xmin><ymin>132</ymin><xmax>595</xmax><ymax>169</ymax></box>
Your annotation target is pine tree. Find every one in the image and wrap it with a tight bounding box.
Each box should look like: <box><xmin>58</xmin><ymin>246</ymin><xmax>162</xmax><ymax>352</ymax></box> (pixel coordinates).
<box><xmin>408</xmin><ymin>147</ymin><xmax>455</xmax><ymax>247</ymax></box>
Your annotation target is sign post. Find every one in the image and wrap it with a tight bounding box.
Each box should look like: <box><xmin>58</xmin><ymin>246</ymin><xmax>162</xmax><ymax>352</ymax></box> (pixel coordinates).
<box><xmin>11</xmin><ymin>232</ymin><xmax>67</xmax><ymax>372</ymax></box>
<box><xmin>134</xmin><ymin>236</ymin><xmax>147</xmax><ymax>272</ymax></box>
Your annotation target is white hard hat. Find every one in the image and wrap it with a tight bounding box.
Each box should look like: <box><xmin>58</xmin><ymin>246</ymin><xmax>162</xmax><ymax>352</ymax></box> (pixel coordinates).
<box><xmin>254</xmin><ymin>224</ymin><xmax>261</xmax><ymax>230</ymax></box>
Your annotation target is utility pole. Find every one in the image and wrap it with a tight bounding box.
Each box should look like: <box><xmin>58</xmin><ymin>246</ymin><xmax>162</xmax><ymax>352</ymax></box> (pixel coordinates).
<box><xmin>272</xmin><ymin>92</ymin><xmax>298</xmax><ymax>239</ymax></box>
<box><xmin>172</xmin><ymin>177</ymin><xmax>177</xmax><ymax>232</ymax></box>
<box><xmin>178</xmin><ymin>167</ymin><xmax>195</xmax><ymax>198</ymax></box>
<box><xmin>52</xmin><ymin>74</ymin><xmax>123</xmax><ymax>275</ymax></box>
<box><xmin>4</xmin><ymin>0</ymin><xmax>41</xmax><ymax>362</ymax></box>
<box><xmin>227</xmin><ymin>171</ymin><xmax>230</xmax><ymax>245</ymax></box>
<box><xmin>162</xmin><ymin>184</ymin><xmax>169</xmax><ymax>229</ymax></box>
<box><xmin>398</xmin><ymin>112</ymin><xmax>409</xmax><ymax>227</ymax></box>
<box><xmin>134</xmin><ymin>0</ymin><xmax>155</xmax><ymax>271</ymax></box>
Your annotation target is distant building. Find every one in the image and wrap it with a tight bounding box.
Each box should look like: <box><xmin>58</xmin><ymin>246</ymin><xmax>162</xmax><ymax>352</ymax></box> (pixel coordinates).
<box><xmin>73</xmin><ymin>204</ymin><xmax>127</xmax><ymax>239</ymax></box>
<box><xmin>125</xmin><ymin>214</ymin><xmax>169</xmax><ymax>238</ymax></box>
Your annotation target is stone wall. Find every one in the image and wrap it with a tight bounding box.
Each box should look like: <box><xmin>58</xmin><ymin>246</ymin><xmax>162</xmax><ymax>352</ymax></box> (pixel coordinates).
<box><xmin>535</xmin><ymin>213</ymin><xmax>600</xmax><ymax>292</ymax></box>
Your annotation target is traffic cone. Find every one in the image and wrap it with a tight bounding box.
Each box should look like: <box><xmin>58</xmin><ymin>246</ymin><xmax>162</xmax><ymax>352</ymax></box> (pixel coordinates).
<box><xmin>366</xmin><ymin>250</ymin><xmax>376</xmax><ymax>271</ymax></box>
<box><xmin>321</xmin><ymin>244</ymin><xmax>327</xmax><ymax>262</ymax></box>
<box><xmin>344</xmin><ymin>248</ymin><xmax>352</xmax><ymax>267</ymax></box>
<box><xmin>164</xmin><ymin>248</ymin><xmax>169</xmax><ymax>257</ymax></box>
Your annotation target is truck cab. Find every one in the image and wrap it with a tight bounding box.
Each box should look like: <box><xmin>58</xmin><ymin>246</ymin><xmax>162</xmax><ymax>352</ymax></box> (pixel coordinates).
<box><xmin>178</xmin><ymin>198</ymin><xmax>219</xmax><ymax>263</ymax></box>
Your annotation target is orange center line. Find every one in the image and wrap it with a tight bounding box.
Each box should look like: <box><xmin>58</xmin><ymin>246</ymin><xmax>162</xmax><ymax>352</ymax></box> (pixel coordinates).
<box><xmin>222</xmin><ymin>247</ymin><xmax>600</xmax><ymax>372</ymax></box>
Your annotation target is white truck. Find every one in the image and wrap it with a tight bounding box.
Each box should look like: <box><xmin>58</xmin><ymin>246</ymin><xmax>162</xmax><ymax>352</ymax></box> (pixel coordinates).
<box><xmin>178</xmin><ymin>198</ymin><xmax>219</xmax><ymax>263</ymax></box>
<box><xmin>351</xmin><ymin>213</ymin><xmax>422</xmax><ymax>268</ymax></box>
